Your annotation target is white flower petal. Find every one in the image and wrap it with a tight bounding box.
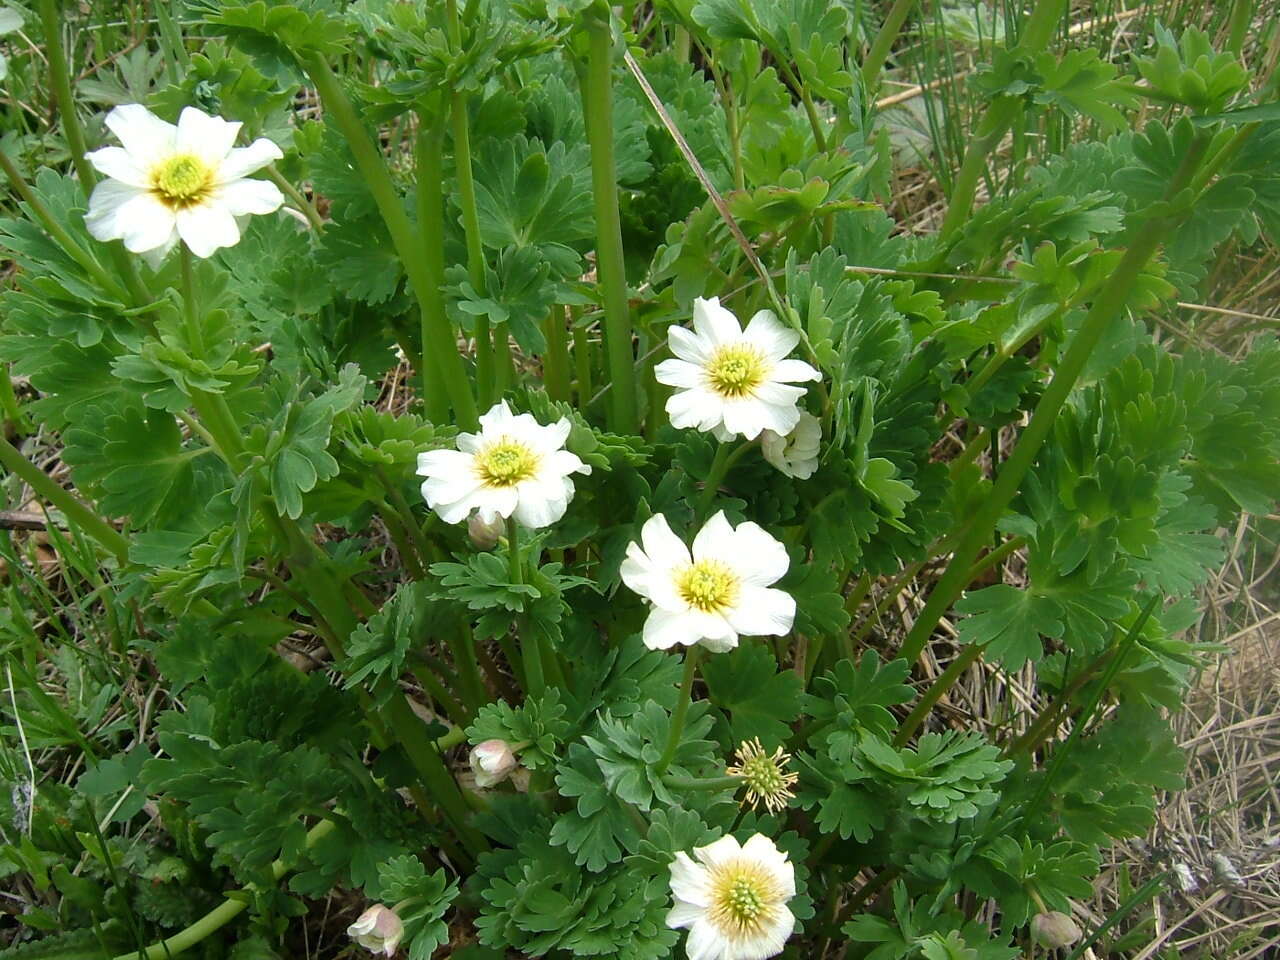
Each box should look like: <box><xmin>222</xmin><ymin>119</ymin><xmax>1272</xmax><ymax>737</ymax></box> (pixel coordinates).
<box><xmin>513</xmin><ymin>489</ymin><xmax>567</xmax><ymax>528</ymax></box>
<box><xmin>85</xmin><ymin>181</ymin><xmax>177</xmax><ymax>253</ymax></box>
<box><xmin>724</xmin><ymin>521</ymin><xmax>790</xmax><ymax>586</ymax></box>
<box><xmin>175</xmin><ymin>202</ymin><xmax>240</xmax><ymax>258</ymax></box>
<box><xmin>669</xmin><ymin>852</ymin><xmax>711</xmax><ymax>908</ymax></box>
<box><xmin>741</xmin><ymin>835</ymin><xmax>794</xmax><ymax>891</ymax></box>
<box><xmin>685</xmin><ymin>920</ymin><xmax>726</xmax><ymax>960</ymax></box>
<box><xmin>666</xmin><ymin>386</ymin><xmax>722</xmax><ymax>432</ymax></box>
<box><xmin>215</xmin><ymin>137</ymin><xmax>283</xmax><ymax>182</ymax></box>
<box><xmin>105</xmin><ymin>103</ymin><xmax>177</xmax><ymax>162</ymax></box>
<box><xmin>640</xmin><ymin>514</ymin><xmax>692</xmax><ymax>570</ymax></box>
<box><xmin>690</xmin><ymin>510</ymin><xmax>735</xmax><ymax>562</ymax></box>
<box><xmin>176</xmin><ymin>106</ymin><xmax>242</xmax><ymax>168</ymax></box>
<box><xmin>692</xmin><ymin>296</ymin><xmax>743</xmax><ymax>345</ymax></box>
<box><xmin>654</xmin><ymin>357</ymin><xmax>705</xmax><ymax>390</ymax></box>
<box><xmin>668</xmin><ymin>324</ymin><xmax>711</xmax><ymax>364</ymax></box>
<box><xmin>214</xmin><ymin>178</ymin><xmax>284</xmax><ymax>216</ymax></box>
<box><xmin>478</xmin><ymin>399</ymin><xmax>517</xmax><ymax>433</ymax></box>
<box><xmin>666</xmin><ymin>900</ymin><xmax>705</xmax><ymax>930</ymax></box>
<box><xmin>693</xmin><ymin>835</ymin><xmax>743</xmax><ymax>869</ymax></box>
<box><xmin>727</xmin><ymin>586</ymin><xmax>795</xmax><ymax>637</ymax></box>
<box><xmin>771</xmin><ymin>358</ymin><xmax>822</xmax><ymax>383</ymax></box>
<box><xmin>85</xmin><ymin>146</ymin><xmax>148</xmax><ymax>187</ymax></box>
<box><xmin>642</xmin><ymin>608</ymin><xmax>700</xmax><ymax>650</ymax></box>
<box><xmin>742</xmin><ymin>309</ymin><xmax>799</xmax><ymax>361</ymax></box>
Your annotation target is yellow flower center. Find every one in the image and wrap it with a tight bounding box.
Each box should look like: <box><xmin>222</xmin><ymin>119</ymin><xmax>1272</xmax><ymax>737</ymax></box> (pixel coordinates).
<box><xmin>475</xmin><ymin>439</ymin><xmax>540</xmax><ymax>487</ymax></box>
<box><xmin>676</xmin><ymin>560</ymin><xmax>739</xmax><ymax>613</ymax></box>
<box><xmin>706</xmin><ymin>344</ymin><xmax>767</xmax><ymax>398</ymax></box>
<box><xmin>708</xmin><ymin>861</ymin><xmax>781</xmax><ymax>939</ymax></box>
<box><xmin>150</xmin><ymin>153</ymin><xmax>213</xmax><ymax>208</ymax></box>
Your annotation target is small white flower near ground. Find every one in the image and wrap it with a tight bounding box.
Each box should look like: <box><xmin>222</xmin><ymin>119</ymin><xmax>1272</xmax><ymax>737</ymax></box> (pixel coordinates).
<box><xmin>85</xmin><ymin>103</ymin><xmax>284</xmax><ymax>258</ymax></box>
<box><xmin>656</xmin><ymin>297</ymin><xmax>821</xmax><ymax>442</ymax></box>
<box><xmin>667</xmin><ymin>833</ymin><xmax>796</xmax><ymax>960</ymax></box>
<box><xmin>416</xmin><ymin>401</ymin><xmax>591</xmax><ymax>529</ymax></box>
<box><xmin>760</xmin><ymin>411</ymin><xmax>821</xmax><ymax>479</ymax></box>
<box><xmin>470</xmin><ymin>739</ymin><xmax>517</xmax><ymax>788</ymax></box>
<box><xmin>620</xmin><ymin>512</ymin><xmax>795</xmax><ymax>653</ymax></box>
<box><xmin>347</xmin><ymin>904</ymin><xmax>404</xmax><ymax>957</ymax></box>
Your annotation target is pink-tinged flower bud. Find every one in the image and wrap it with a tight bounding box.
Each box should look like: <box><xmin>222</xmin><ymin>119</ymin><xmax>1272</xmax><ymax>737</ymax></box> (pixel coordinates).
<box><xmin>347</xmin><ymin>904</ymin><xmax>404</xmax><ymax>957</ymax></box>
<box><xmin>467</xmin><ymin>513</ymin><xmax>503</xmax><ymax>550</ymax></box>
<box><xmin>470</xmin><ymin>739</ymin><xmax>517</xmax><ymax>788</ymax></box>
<box><xmin>1031</xmin><ymin>911</ymin><xmax>1082</xmax><ymax>949</ymax></box>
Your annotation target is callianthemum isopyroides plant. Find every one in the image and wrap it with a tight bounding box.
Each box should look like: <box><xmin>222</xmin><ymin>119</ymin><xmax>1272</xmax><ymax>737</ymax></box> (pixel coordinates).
<box><xmin>0</xmin><ymin>2</ymin><xmax>1278</xmax><ymax>959</ymax></box>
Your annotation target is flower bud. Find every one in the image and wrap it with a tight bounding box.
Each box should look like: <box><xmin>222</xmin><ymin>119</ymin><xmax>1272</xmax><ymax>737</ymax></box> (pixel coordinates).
<box><xmin>347</xmin><ymin>904</ymin><xmax>404</xmax><ymax>957</ymax></box>
<box><xmin>761</xmin><ymin>411</ymin><xmax>821</xmax><ymax>479</ymax></box>
<box><xmin>467</xmin><ymin>513</ymin><xmax>503</xmax><ymax>550</ymax></box>
<box><xmin>1031</xmin><ymin>911</ymin><xmax>1082</xmax><ymax>949</ymax></box>
<box><xmin>470</xmin><ymin>739</ymin><xmax>517</xmax><ymax>788</ymax></box>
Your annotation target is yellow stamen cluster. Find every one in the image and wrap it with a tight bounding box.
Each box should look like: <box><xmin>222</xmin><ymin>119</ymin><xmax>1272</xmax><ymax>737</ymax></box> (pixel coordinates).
<box><xmin>475</xmin><ymin>439</ymin><xmax>540</xmax><ymax>487</ymax></box>
<box><xmin>708</xmin><ymin>860</ymin><xmax>782</xmax><ymax>939</ymax></box>
<box><xmin>676</xmin><ymin>560</ymin><xmax>739</xmax><ymax>613</ymax></box>
<box><xmin>705</xmin><ymin>344</ymin><xmax>766</xmax><ymax>398</ymax></box>
<box><xmin>727</xmin><ymin>738</ymin><xmax>798</xmax><ymax>813</ymax></box>
<box><xmin>150</xmin><ymin>153</ymin><xmax>214</xmax><ymax>208</ymax></box>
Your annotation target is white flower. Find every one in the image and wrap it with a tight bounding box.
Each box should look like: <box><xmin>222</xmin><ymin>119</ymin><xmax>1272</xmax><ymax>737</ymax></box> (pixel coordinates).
<box><xmin>656</xmin><ymin>297</ymin><xmax>821</xmax><ymax>441</ymax></box>
<box><xmin>470</xmin><ymin>739</ymin><xmax>517</xmax><ymax>788</ymax></box>
<box><xmin>347</xmin><ymin>904</ymin><xmax>404</xmax><ymax>957</ymax></box>
<box><xmin>416</xmin><ymin>401</ymin><xmax>591</xmax><ymax>529</ymax></box>
<box><xmin>85</xmin><ymin>103</ymin><xmax>284</xmax><ymax>258</ymax></box>
<box><xmin>620</xmin><ymin>512</ymin><xmax>795</xmax><ymax>653</ymax></box>
<box><xmin>760</xmin><ymin>411</ymin><xmax>821</xmax><ymax>480</ymax></box>
<box><xmin>668</xmin><ymin>833</ymin><xmax>796</xmax><ymax>960</ymax></box>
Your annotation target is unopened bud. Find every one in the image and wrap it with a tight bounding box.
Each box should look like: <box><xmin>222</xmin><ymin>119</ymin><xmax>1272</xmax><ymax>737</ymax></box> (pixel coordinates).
<box><xmin>1031</xmin><ymin>911</ymin><xmax>1082</xmax><ymax>949</ymax></box>
<box><xmin>348</xmin><ymin>904</ymin><xmax>404</xmax><ymax>957</ymax></box>
<box><xmin>470</xmin><ymin>739</ymin><xmax>517</xmax><ymax>788</ymax></box>
<box><xmin>467</xmin><ymin>513</ymin><xmax>503</xmax><ymax>550</ymax></box>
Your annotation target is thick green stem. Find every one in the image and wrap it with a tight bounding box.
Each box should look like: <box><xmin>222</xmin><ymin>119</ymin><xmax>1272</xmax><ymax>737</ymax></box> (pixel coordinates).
<box><xmin>301</xmin><ymin>52</ymin><xmax>476</xmax><ymax>427</ymax></box>
<box><xmin>862</xmin><ymin>0</ymin><xmax>918</xmax><ymax>90</ymax></box>
<box><xmin>543</xmin><ymin>307</ymin><xmax>572</xmax><ymax>402</ymax></box>
<box><xmin>413</xmin><ymin>112</ymin><xmax>458</xmax><ymax>424</ymax></box>
<box><xmin>656</xmin><ymin>647</ymin><xmax>701</xmax><ymax>776</ymax></box>
<box><xmin>936</xmin><ymin>0</ymin><xmax>1068</xmax><ymax>241</ymax></box>
<box><xmin>1227</xmin><ymin>0</ymin><xmax>1254</xmax><ymax>56</ymax></box>
<box><xmin>110</xmin><ymin>819</ymin><xmax>336</xmax><ymax>960</ymax></box>
<box><xmin>444</xmin><ymin>0</ymin><xmax>494</xmax><ymax>406</ymax></box>
<box><xmin>582</xmin><ymin>4</ymin><xmax>638</xmax><ymax>435</ymax></box>
<box><xmin>900</xmin><ymin>138</ymin><xmax>1213</xmax><ymax>666</ymax></box>
<box><xmin>0</xmin><ymin>436</ymin><xmax>130</xmax><ymax>564</ymax></box>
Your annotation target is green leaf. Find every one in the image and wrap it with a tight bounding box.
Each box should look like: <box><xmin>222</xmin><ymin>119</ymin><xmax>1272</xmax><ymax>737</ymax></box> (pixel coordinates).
<box><xmin>701</xmin><ymin>642</ymin><xmax>802</xmax><ymax>748</ymax></box>
<box><xmin>954</xmin><ymin>585</ymin><xmax>1064</xmax><ymax>670</ymax></box>
<box><xmin>371</xmin><ymin>855</ymin><xmax>459</xmax><ymax>960</ymax></box>
<box><xmin>467</xmin><ymin>689</ymin><xmax>570</xmax><ymax>771</ymax></box>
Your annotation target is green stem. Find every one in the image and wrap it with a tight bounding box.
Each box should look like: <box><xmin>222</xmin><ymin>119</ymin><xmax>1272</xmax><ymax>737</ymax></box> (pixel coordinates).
<box><xmin>444</xmin><ymin>0</ymin><xmax>494</xmax><ymax>406</ymax></box>
<box><xmin>266</xmin><ymin>166</ymin><xmax>324</xmax><ymax>232</ymax></box>
<box><xmin>1226</xmin><ymin>0</ymin><xmax>1254</xmax><ymax>56</ymax></box>
<box><xmin>656</xmin><ymin>647</ymin><xmax>700</xmax><ymax>776</ymax></box>
<box><xmin>301</xmin><ymin>52</ymin><xmax>476</xmax><ymax>427</ymax></box>
<box><xmin>582</xmin><ymin>3</ymin><xmax>638</xmax><ymax>435</ymax></box>
<box><xmin>37</xmin><ymin>0</ymin><xmax>94</xmax><ymax>189</ymax></box>
<box><xmin>110</xmin><ymin>819</ymin><xmax>336</xmax><ymax>960</ymax></box>
<box><xmin>899</xmin><ymin>135</ymin><xmax>1213</xmax><ymax>666</ymax></box>
<box><xmin>662</xmin><ymin>773</ymin><xmax>742</xmax><ymax>792</ymax></box>
<box><xmin>0</xmin><ymin>436</ymin><xmax>130</xmax><ymax>564</ymax></box>
<box><xmin>572</xmin><ymin>311</ymin><xmax>593</xmax><ymax>407</ymax></box>
<box><xmin>543</xmin><ymin>306</ymin><xmax>572</xmax><ymax>402</ymax></box>
<box><xmin>696</xmin><ymin>441</ymin><xmax>754</xmax><ymax>519</ymax></box>
<box><xmin>935</xmin><ymin>0</ymin><xmax>1068</xmax><ymax>241</ymax></box>
<box><xmin>862</xmin><ymin>0</ymin><xmax>918</xmax><ymax>90</ymax></box>
<box><xmin>413</xmin><ymin>110</ymin><xmax>457</xmax><ymax>424</ymax></box>
<box><xmin>894</xmin><ymin>646</ymin><xmax>980</xmax><ymax>747</ymax></box>
<box><xmin>507</xmin><ymin>515</ymin><xmax>545</xmax><ymax>698</ymax></box>
<box><xmin>0</xmin><ymin>363</ymin><xmax>31</xmax><ymax>435</ymax></box>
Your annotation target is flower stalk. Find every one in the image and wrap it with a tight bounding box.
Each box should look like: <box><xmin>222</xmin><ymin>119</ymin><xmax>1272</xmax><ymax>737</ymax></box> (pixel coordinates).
<box><xmin>899</xmin><ymin>133</ymin><xmax>1216</xmax><ymax>666</ymax></box>
<box><xmin>655</xmin><ymin>646</ymin><xmax>700</xmax><ymax>776</ymax></box>
<box><xmin>581</xmin><ymin>3</ymin><xmax>638</xmax><ymax>435</ymax></box>
<box><xmin>301</xmin><ymin>50</ymin><xmax>476</xmax><ymax>428</ymax></box>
